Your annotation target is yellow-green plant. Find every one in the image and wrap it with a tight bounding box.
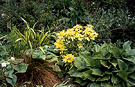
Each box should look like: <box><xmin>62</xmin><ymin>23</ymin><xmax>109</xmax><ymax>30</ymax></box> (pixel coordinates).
<box><xmin>15</xmin><ymin>18</ymin><xmax>51</xmax><ymax>51</ymax></box>
<box><xmin>54</xmin><ymin>24</ymin><xmax>98</xmax><ymax>63</ymax></box>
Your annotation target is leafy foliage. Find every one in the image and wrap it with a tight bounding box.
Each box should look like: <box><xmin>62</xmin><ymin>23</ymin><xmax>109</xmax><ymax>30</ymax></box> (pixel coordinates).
<box><xmin>68</xmin><ymin>41</ymin><xmax>135</xmax><ymax>86</ymax></box>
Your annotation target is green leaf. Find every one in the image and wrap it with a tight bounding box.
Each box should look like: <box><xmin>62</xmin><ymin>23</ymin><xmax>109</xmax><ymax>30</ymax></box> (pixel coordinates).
<box><xmin>101</xmin><ymin>82</ymin><xmax>112</xmax><ymax>87</ymax></box>
<box><xmin>94</xmin><ymin>44</ymin><xmax>101</xmax><ymax>52</ymax></box>
<box><xmin>32</xmin><ymin>51</ymin><xmax>46</xmax><ymax>60</ymax></box>
<box><xmin>117</xmin><ymin>70</ymin><xmax>128</xmax><ymax>81</ymax></box>
<box><xmin>90</xmin><ymin>83</ymin><xmax>101</xmax><ymax>87</ymax></box>
<box><xmin>118</xmin><ymin>59</ymin><xmax>128</xmax><ymax>71</ymax></box>
<box><xmin>127</xmin><ymin>78</ymin><xmax>135</xmax><ymax>86</ymax></box>
<box><xmin>100</xmin><ymin>47</ymin><xmax>108</xmax><ymax>56</ymax></box>
<box><xmin>100</xmin><ymin>60</ymin><xmax>111</xmax><ymax>69</ymax></box>
<box><xmin>129</xmin><ymin>74</ymin><xmax>135</xmax><ymax>80</ymax></box>
<box><xmin>83</xmin><ymin>70</ymin><xmax>95</xmax><ymax>81</ymax></box>
<box><xmin>110</xmin><ymin>47</ymin><xmax>121</xmax><ymax>58</ymax></box>
<box><xmin>96</xmin><ymin>75</ymin><xmax>110</xmax><ymax>81</ymax></box>
<box><xmin>14</xmin><ymin>63</ymin><xmax>28</xmax><ymax>73</ymax></box>
<box><xmin>68</xmin><ymin>67</ymin><xmax>85</xmax><ymax>79</ymax></box>
<box><xmin>5</xmin><ymin>69</ymin><xmax>14</xmax><ymax>78</ymax></box>
<box><xmin>128</xmin><ymin>65</ymin><xmax>135</xmax><ymax>73</ymax></box>
<box><xmin>111</xmin><ymin>75</ymin><xmax>121</xmax><ymax>84</ymax></box>
<box><xmin>74</xmin><ymin>57</ymin><xmax>85</xmax><ymax>70</ymax></box>
<box><xmin>123</xmin><ymin>41</ymin><xmax>132</xmax><ymax>52</ymax></box>
<box><xmin>53</xmin><ymin>65</ymin><xmax>61</xmax><ymax>72</ymax></box>
<box><xmin>126</xmin><ymin>49</ymin><xmax>135</xmax><ymax>56</ymax></box>
<box><xmin>123</xmin><ymin>56</ymin><xmax>135</xmax><ymax>63</ymax></box>
<box><xmin>75</xmin><ymin>78</ymin><xmax>88</xmax><ymax>86</ymax></box>
<box><xmin>6</xmin><ymin>74</ymin><xmax>17</xmax><ymax>87</ymax></box>
<box><xmin>109</xmin><ymin>60</ymin><xmax>117</xmax><ymax>68</ymax></box>
<box><xmin>92</xmin><ymin>69</ymin><xmax>103</xmax><ymax>76</ymax></box>
<box><xmin>82</xmin><ymin>56</ymin><xmax>96</xmax><ymax>67</ymax></box>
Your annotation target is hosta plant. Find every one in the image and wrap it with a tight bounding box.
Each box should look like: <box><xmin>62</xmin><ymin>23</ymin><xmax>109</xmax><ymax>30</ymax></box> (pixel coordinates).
<box><xmin>68</xmin><ymin>41</ymin><xmax>135</xmax><ymax>87</ymax></box>
<box><xmin>0</xmin><ymin>57</ymin><xmax>28</xmax><ymax>87</ymax></box>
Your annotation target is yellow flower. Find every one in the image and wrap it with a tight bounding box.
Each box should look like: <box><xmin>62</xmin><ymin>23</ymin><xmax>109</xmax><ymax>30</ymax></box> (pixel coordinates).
<box><xmin>63</xmin><ymin>54</ymin><xmax>74</xmax><ymax>63</ymax></box>
<box><xmin>78</xmin><ymin>44</ymin><xmax>83</xmax><ymax>49</ymax></box>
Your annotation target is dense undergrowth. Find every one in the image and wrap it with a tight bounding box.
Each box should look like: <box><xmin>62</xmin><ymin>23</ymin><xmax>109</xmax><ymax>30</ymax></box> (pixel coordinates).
<box><xmin>0</xmin><ymin>0</ymin><xmax>135</xmax><ymax>87</ymax></box>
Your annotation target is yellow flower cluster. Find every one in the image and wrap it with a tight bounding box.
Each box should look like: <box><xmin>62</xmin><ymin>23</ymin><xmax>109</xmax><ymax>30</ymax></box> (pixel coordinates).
<box><xmin>63</xmin><ymin>54</ymin><xmax>74</xmax><ymax>63</ymax></box>
<box><xmin>54</xmin><ymin>24</ymin><xmax>98</xmax><ymax>63</ymax></box>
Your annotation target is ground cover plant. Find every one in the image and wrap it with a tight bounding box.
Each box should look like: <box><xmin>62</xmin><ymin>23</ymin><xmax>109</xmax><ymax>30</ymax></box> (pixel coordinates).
<box><xmin>0</xmin><ymin>0</ymin><xmax>135</xmax><ymax>87</ymax></box>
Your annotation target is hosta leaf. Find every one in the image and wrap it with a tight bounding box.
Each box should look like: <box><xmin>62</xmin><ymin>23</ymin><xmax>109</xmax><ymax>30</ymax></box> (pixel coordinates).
<box><xmin>75</xmin><ymin>78</ymin><xmax>88</xmax><ymax>86</ymax></box>
<box><xmin>100</xmin><ymin>47</ymin><xmax>108</xmax><ymax>56</ymax></box>
<box><xmin>123</xmin><ymin>41</ymin><xmax>132</xmax><ymax>52</ymax></box>
<box><xmin>129</xmin><ymin>74</ymin><xmax>135</xmax><ymax>80</ymax></box>
<box><xmin>126</xmin><ymin>49</ymin><xmax>135</xmax><ymax>56</ymax></box>
<box><xmin>110</xmin><ymin>47</ymin><xmax>121</xmax><ymax>58</ymax></box>
<box><xmin>90</xmin><ymin>83</ymin><xmax>101</xmax><ymax>87</ymax></box>
<box><xmin>128</xmin><ymin>65</ymin><xmax>135</xmax><ymax>73</ymax></box>
<box><xmin>100</xmin><ymin>60</ymin><xmax>111</xmax><ymax>69</ymax></box>
<box><xmin>118</xmin><ymin>59</ymin><xmax>128</xmax><ymax>71</ymax></box>
<box><xmin>123</xmin><ymin>56</ymin><xmax>135</xmax><ymax>63</ymax></box>
<box><xmin>117</xmin><ymin>70</ymin><xmax>128</xmax><ymax>81</ymax></box>
<box><xmin>74</xmin><ymin>57</ymin><xmax>86</xmax><ymax>70</ymax></box>
<box><xmin>127</xmin><ymin>78</ymin><xmax>135</xmax><ymax>86</ymax></box>
<box><xmin>83</xmin><ymin>70</ymin><xmax>95</xmax><ymax>81</ymax></box>
<box><xmin>92</xmin><ymin>69</ymin><xmax>103</xmax><ymax>76</ymax></box>
<box><xmin>6</xmin><ymin>75</ymin><xmax>17</xmax><ymax>87</ymax></box>
<box><xmin>68</xmin><ymin>67</ymin><xmax>85</xmax><ymax>79</ymax></box>
<box><xmin>96</xmin><ymin>75</ymin><xmax>110</xmax><ymax>81</ymax></box>
<box><xmin>109</xmin><ymin>60</ymin><xmax>117</xmax><ymax>68</ymax></box>
<box><xmin>105</xmin><ymin>70</ymin><xmax>112</xmax><ymax>75</ymax></box>
<box><xmin>82</xmin><ymin>56</ymin><xmax>96</xmax><ymax>67</ymax></box>
<box><xmin>101</xmin><ymin>82</ymin><xmax>113</xmax><ymax>87</ymax></box>
<box><xmin>111</xmin><ymin>75</ymin><xmax>121</xmax><ymax>84</ymax></box>
<box><xmin>14</xmin><ymin>63</ymin><xmax>28</xmax><ymax>73</ymax></box>
<box><xmin>94</xmin><ymin>44</ymin><xmax>101</xmax><ymax>52</ymax></box>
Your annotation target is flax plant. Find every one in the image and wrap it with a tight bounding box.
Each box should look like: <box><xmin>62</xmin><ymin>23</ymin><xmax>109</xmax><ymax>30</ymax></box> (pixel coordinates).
<box><xmin>15</xmin><ymin>18</ymin><xmax>51</xmax><ymax>52</ymax></box>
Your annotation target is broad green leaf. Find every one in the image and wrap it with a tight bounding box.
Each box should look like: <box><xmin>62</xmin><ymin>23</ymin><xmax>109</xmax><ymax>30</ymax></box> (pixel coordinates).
<box><xmin>100</xmin><ymin>47</ymin><xmax>108</xmax><ymax>56</ymax></box>
<box><xmin>92</xmin><ymin>69</ymin><xmax>103</xmax><ymax>76</ymax></box>
<box><xmin>32</xmin><ymin>51</ymin><xmax>46</xmax><ymax>60</ymax></box>
<box><xmin>101</xmin><ymin>82</ymin><xmax>112</xmax><ymax>87</ymax></box>
<box><xmin>127</xmin><ymin>78</ymin><xmax>135</xmax><ymax>86</ymax></box>
<box><xmin>90</xmin><ymin>83</ymin><xmax>101</xmax><ymax>87</ymax></box>
<box><xmin>74</xmin><ymin>57</ymin><xmax>83</xmax><ymax>69</ymax></box>
<box><xmin>14</xmin><ymin>63</ymin><xmax>28</xmax><ymax>73</ymax></box>
<box><xmin>53</xmin><ymin>65</ymin><xmax>61</xmax><ymax>72</ymax></box>
<box><xmin>68</xmin><ymin>67</ymin><xmax>85</xmax><ymax>79</ymax></box>
<box><xmin>82</xmin><ymin>56</ymin><xmax>96</xmax><ymax>67</ymax></box>
<box><xmin>111</xmin><ymin>75</ymin><xmax>121</xmax><ymax>84</ymax></box>
<box><xmin>123</xmin><ymin>56</ymin><xmax>135</xmax><ymax>63</ymax></box>
<box><xmin>94</xmin><ymin>44</ymin><xmax>101</xmax><ymax>52</ymax></box>
<box><xmin>118</xmin><ymin>59</ymin><xmax>128</xmax><ymax>71</ymax></box>
<box><xmin>83</xmin><ymin>70</ymin><xmax>95</xmax><ymax>81</ymax></box>
<box><xmin>128</xmin><ymin>64</ymin><xmax>135</xmax><ymax>73</ymax></box>
<box><xmin>6</xmin><ymin>75</ymin><xmax>17</xmax><ymax>87</ymax></box>
<box><xmin>5</xmin><ymin>69</ymin><xmax>14</xmax><ymax>78</ymax></box>
<box><xmin>75</xmin><ymin>78</ymin><xmax>88</xmax><ymax>86</ymax></box>
<box><xmin>126</xmin><ymin>49</ymin><xmax>135</xmax><ymax>56</ymax></box>
<box><xmin>129</xmin><ymin>74</ymin><xmax>135</xmax><ymax>80</ymax></box>
<box><xmin>123</xmin><ymin>41</ymin><xmax>132</xmax><ymax>52</ymax></box>
<box><xmin>105</xmin><ymin>70</ymin><xmax>112</xmax><ymax>75</ymax></box>
<box><xmin>96</xmin><ymin>75</ymin><xmax>110</xmax><ymax>81</ymax></box>
<box><xmin>117</xmin><ymin>70</ymin><xmax>128</xmax><ymax>81</ymax></box>
<box><xmin>110</xmin><ymin>47</ymin><xmax>121</xmax><ymax>58</ymax></box>
<box><xmin>109</xmin><ymin>60</ymin><xmax>117</xmax><ymax>68</ymax></box>
<box><xmin>100</xmin><ymin>60</ymin><xmax>111</xmax><ymax>69</ymax></box>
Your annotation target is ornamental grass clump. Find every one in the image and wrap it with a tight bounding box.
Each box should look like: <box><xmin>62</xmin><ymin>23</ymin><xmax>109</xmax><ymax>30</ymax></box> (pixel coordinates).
<box><xmin>54</xmin><ymin>24</ymin><xmax>98</xmax><ymax>63</ymax></box>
